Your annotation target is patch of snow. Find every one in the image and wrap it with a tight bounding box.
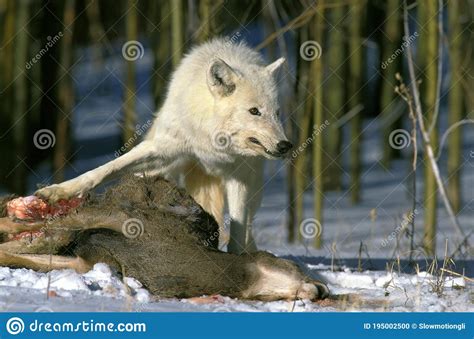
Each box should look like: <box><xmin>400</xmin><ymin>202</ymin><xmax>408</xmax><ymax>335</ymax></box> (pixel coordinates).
<box><xmin>322</xmin><ymin>271</ymin><xmax>375</xmax><ymax>289</ymax></box>
<box><xmin>444</xmin><ymin>277</ymin><xmax>466</xmax><ymax>288</ymax></box>
<box><xmin>0</xmin><ymin>262</ymin><xmax>470</xmax><ymax>312</ymax></box>
<box><xmin>0</xmin><ymin>263</ymin><xmax>150</xmax><ymax>305</ymax></box>
<box><xmin>375</xmin><ymin>274</ymin><xmax>394</xmax><ymax>288</ymax></box>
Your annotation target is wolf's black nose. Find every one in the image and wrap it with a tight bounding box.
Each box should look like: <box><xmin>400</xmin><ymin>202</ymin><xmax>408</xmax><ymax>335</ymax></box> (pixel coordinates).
<box><xmin>277</xmin><ymin>140</ymin><xmax>293</xmax><ymax>154</ymax></box>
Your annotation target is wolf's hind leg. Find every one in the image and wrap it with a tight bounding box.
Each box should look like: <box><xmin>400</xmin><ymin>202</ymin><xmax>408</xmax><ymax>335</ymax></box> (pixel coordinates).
<box><xmin>0</xmin><ymin>251</ymin><xmax>91</xmax><ymax>273</ymax></box>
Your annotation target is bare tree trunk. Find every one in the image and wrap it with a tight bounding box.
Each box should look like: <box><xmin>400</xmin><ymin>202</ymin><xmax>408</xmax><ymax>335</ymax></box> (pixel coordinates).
<box><xmin>151</xmin><ymin>0</ymin><xmax>171</xmax><ymax>109</ymax></box>
<box><xmin>380</xmin><ymin>0</ymin><xmax>403</xmax><ymax>167</ymax></box>
<box><xmin>287</xmin><ymin>159</ymin><xmax>296</xmax><ymax>243</ymax></box>
<box><xmin>197</xmin><ymin>0</ymin><xmax>223</xmax><ymax>42</ymax></box>
<box><xmin>404</xmin><ymin>1</ymin><xmax>467</xmax><ymax>254</ymax></box>
<box><xmin>285</xmin><ymin>5</ymin><xmax>304</xmax><ymax>244</ymax></box>
<box><xmin>0</xmin><ymin>0</ymin><xmax>16</xmax><ymax>191</ymax></box>
<box><xmin>123</xmin><ymin>0</ymin><xmax>138</xmax><ymax>144</ymax></box>
<box><xmin>171</xmin><ymin>0</ymin><xmax>184</xmax><ymax>67</ymax></box>
<box><xmin>447</xmin><ymin>0</ymin><xmax>463</xmax><ymax>213</ymax></box>
<box><xmin>85</xmin><ymin>0</ymin><xmax>107</xmax><ymax>64</ymax></box>
<box><xmin>26</xmin><ymin>0</ymin><xmax>43</xmax><ymax>129</ymax></box>
<box><xmin>12</xmin><ymin>0</ymin><xmax>29</xmax><ymax>194</ymax></box>
<box><xmin>348</xmin><ymin>0</ymin><xmax>364</xmax><ymax>204</ymax></box>
<box><xmin>53</xmin><ymin>0</ymin><xmax>76</xmax><ymax>183</ymax></box>
<box><xmin>0</xmin><ymin>1</ymin><xmax>5</xmax><ymax>23</ymax></box>
<box><xmin>294</xmin><ymin>25</ymin><xmax>312</xmax><ymax>243</ymax></box>
<box><xmin>198</xmin><ymin>0</ymin><xmax>211</xmax><ymax>42</ymax></box>
<box><xmin>324</xmin><ymin>2</ymin><xmax>345</xmax><ymax>191</ymax></box>
<box><xmin>294</xmin><ymin>80</ymin><xmax>313</xmax><ymax>243</ymax></box>
<box><xmin>313</xmin><ymin>2</ymin><xmax>325</xmax><ymax>248</ymax></box>
<box><xmin>186</xmin><ymin>0</ymin><xmax>198</xmax><ymax>43</ymax></box>
<box><xmin>419</xmin><ymin>0</ymin><xmax>439</xmax><ymax>256</ymax></box>
<box><xmin>1</xmin><ymin>0</ymin><xmax>14</xmax><ymax>90</ymax></box>
<box><xmin>262</xmin><ymin>0</ymin><xmax>276</xmax><ymax>60</ymax></box>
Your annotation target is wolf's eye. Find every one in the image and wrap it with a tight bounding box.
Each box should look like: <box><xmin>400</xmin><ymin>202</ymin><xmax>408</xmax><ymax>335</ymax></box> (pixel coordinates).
<box><xmin>249</xmin><ymin>107</ymin><xmax>261</xmax><ymax>116</ymax></box>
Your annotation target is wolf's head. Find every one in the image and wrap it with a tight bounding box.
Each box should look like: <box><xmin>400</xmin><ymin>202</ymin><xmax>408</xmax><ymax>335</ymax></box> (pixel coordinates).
<box><xmin>207</xmin><ymin>57</ymin><xmax>293</xmax><ymax>159</ymax></box>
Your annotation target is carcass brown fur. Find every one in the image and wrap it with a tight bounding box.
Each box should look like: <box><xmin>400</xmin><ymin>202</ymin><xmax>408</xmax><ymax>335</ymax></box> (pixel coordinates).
<box><xmin>0</xmin><ymin>176</ymin><xmax>328</xmax><ymax>301</ymax></box>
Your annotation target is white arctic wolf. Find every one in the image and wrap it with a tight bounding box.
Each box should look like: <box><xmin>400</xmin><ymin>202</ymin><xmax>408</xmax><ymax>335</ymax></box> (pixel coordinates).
<box><xmin>36</xmin><ymin>38</ymin><xmax>293</xmax><ymax>254</ymax></box>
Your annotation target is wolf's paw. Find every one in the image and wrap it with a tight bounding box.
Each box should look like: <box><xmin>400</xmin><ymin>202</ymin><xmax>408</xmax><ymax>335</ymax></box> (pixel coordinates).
<box><xmin>36</xmin><ymin>184</ymin><xmax>73</xmax><ymax>202</ymax></box>
<box><xmin>35</xmin><ymin>182</ymin><xmax>87</xmax><ymax>203</ymax></box>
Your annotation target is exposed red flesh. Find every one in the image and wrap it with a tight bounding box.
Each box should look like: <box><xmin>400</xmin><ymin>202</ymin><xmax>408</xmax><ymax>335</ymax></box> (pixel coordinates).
<box><xmin>6</xmin><ymin>196</ymin><xmax>83</xmax><ymax>221</ymax></box>
<box><xmin>4</xmin><ymin>196</ymin><xmax>83</xmax><ymax>242</ymax></box>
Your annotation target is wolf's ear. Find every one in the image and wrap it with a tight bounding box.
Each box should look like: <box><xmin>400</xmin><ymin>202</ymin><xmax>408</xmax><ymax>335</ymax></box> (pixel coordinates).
<box><xmin>207</xmin><ymin>59</ymin><xmax>238</xmax><ymax>97</ymax></box>
<box><xmin>265</xmin><ymin>57</ymin><xmax>285</xmax><ymax>75</ymax></box>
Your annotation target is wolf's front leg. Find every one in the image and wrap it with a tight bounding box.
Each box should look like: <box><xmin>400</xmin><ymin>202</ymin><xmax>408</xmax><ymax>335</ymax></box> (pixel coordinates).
<box><xmin>36</xmin><ymin>140</ymin><xmax>166</xmax><ymax>202</ymax></box>
<box><xmin>226</xmin><ymin>160</ymin><xmax>264</xmax><ymax>254</ymax></box>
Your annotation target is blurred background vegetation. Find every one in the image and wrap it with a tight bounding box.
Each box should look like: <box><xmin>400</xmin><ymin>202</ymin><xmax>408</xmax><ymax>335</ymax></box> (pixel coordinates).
<box><xmin>0</xmin><ymin>0</ymin><xmax>472</xmax><ymax>256</ymax></box>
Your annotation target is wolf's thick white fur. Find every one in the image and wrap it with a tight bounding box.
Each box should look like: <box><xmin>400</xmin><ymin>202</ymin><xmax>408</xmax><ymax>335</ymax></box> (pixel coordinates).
<box><xmin>36</xmin><ymin>39</ymin><xmax>291</xmax><ymax>254</ymax></box>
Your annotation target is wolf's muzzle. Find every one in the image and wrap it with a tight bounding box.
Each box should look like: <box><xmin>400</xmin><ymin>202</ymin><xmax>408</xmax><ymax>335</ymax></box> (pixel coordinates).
<box><xmin>276</xmin><ymin>140</ymin><xmax>293</xmax><ymax>155</ymax></box>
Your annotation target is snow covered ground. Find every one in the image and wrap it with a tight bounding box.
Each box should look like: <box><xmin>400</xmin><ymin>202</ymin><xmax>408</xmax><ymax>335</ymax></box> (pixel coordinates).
<box><xmin>0</xmin><ymin>262</ymin><xmax>471</xmax><ymax>312</ymax></box>
<box><xmin>1</xmin><ymin>42</ymin><xmax>472</xmax><ymax>312</ymax></box>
